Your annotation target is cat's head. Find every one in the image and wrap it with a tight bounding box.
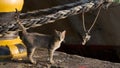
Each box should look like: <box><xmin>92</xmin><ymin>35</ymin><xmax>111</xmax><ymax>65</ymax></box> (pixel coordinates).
<box><xmin>54</xmin><ymin>30</ymin><xmax>66</xmax><ymax>42</ymax></box>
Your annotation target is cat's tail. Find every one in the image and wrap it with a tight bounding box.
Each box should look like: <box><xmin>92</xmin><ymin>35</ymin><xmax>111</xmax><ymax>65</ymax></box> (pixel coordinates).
<box><xmin>15</xmin><ymin>8</ymin><xmax>27</xmax><ymax>34</ymax></box>
<box><xmin>17</xmin><ymin>19</ymin><xmax>27</xmax><ymax>32</ymax></box>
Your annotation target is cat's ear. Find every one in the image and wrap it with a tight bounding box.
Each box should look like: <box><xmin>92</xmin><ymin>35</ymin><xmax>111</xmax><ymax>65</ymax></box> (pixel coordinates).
<box><xmin>54</xmin><ymin>30</ymin><xmax>66</xmax><ymax>36</ymax></box>
<box><xmin>61</xmin><ymin>30</ymin><xmax>66</xmax><ymax>38</ymax></box>
<box><xmin>55</xmin><ymin>29</ymin><xmax>58</xmax><ymax>33</ymax></box>
<box><xmin>54</xmin><ymin>29</ymin><xmax>60</xmax><ymax>34</ymax></box>
<box><xmin>61</xmin><ymin>30</ymin><xmax>66</xmax><ymax>35</ymax></box>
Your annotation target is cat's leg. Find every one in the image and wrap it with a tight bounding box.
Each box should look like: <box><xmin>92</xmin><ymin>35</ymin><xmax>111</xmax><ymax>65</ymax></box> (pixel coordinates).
<box><xmin>49</xmin><ymin>45</ymin><xmax>60</xmax><ymax>64</ymax></box>
<box><xmin>27</xmin><ymin>47</ymin><xmax>37</xmax><ymax>64</ymax></box>
<box><xmin>49</xmin><ymin>49</ymin><xmax>55</xmax><ymax>64</ymax></box>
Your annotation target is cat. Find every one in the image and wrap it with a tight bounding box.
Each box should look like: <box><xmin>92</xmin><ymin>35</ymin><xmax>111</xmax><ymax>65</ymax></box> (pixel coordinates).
<box><xmin>16</xmin><ymin>19</ymin><xmax>66</xmax><ymax>64</ymax></box>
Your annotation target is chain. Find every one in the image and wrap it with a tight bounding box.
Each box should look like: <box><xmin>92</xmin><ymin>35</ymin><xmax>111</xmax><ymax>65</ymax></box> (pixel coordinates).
<box><xmin>0</xmin><ymin>0</ymin><xmax>105</xmax><ymax>33</ymax></box>
<box><xmin>19</xmin><ymin>1</ymin><xmax>103</xmax><ymax>29</ymax></box>
<box><xmin>20</xmin><ymin>1</ymin><xmax>83</xmax><ymax>18</ymax></box>
<box><xmin>82</xmin><ymin>5</ymin><xmax>102</xmax><ymax>45</ymax></box>
<box><xmin>20</xmin><ymin>2</ymin><xmax>94</xmax><ymax>29</ymax></box>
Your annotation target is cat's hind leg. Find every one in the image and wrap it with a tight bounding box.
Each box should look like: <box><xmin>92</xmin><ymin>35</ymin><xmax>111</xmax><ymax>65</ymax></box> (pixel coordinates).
<box><xmin>27</xmin><ymin>47</ymin><xmax>37</xmax><ymax>64</ymax></box>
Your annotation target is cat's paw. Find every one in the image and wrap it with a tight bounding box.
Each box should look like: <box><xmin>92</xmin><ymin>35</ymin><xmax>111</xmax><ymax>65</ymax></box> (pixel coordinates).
<box><xmin>30</xmin><ymin>59</ymin><xmax>37</xmax><ymax>64</ymax></box>
<box><xmin>31</xmin><ymin>60</ymin><xmax>37</xmax><ymax>64</ymax></box>
<box><xmin>50</xmin><ymin>60</ymin><xmax>55</xmax><ymax>64</ymax></box>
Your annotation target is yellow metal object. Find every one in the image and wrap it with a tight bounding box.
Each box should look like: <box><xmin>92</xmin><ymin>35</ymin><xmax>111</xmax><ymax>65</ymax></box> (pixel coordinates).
<box><xmin>0</xmin><ymin>37</ymin><xmax>23</xmax><ymax>46</ymax></box>
<box><xmin>0</xmin><ymin>36</ymin><xmax>27</xmax><ymax>59</ymax></box>
<box><xmin>0</xmin><ymin>0</ymin><xmax>24</xmax><ymax>12</ymax></box>
<box><xmin>0</xmin><ymin>37</ymin><xmax>24</xmax><ymax>46</ymax></box>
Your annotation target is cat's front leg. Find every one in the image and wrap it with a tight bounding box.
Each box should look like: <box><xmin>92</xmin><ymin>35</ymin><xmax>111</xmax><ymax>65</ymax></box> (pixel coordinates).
<box><xmin>49</xmin><ymin>44</ymin><xmax>62</xmax><ymax>64</ymax></box>
<box><xmin>48</xmin><ymin>49</ymin><xmax>55</xmax><ymax>64</ymax></box>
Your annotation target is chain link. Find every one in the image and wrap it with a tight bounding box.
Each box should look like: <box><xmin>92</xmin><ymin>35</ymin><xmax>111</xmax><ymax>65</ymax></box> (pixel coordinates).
<box><xmin>0</xmin><ymin>0</ymin><xmax>105</xmax><ymax>33</ymax></box>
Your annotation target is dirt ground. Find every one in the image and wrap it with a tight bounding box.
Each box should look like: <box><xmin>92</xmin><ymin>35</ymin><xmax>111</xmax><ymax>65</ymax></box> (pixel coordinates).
<box><xmin>0</xmin><ymin>49</ymin><xmax>120</xmax><ymax>68</ymax></box>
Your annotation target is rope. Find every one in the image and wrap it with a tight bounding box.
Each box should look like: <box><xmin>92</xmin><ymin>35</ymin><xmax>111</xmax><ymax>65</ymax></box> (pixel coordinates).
<box><xmin>0</xmin><ymin>0</ymin><xmax>105</xmax><ymax>33</ymax></box>
<box><xmin>82</xmin><ymin>5</ymin><xmax>102</xmax><ymax>34</ymax></box>
<box><xmin>81</xmin><ymin>5</ymin><xmax>102</xmax><ymax>45</ymax></box>
<box><xmin>82</xmin><ymin>12</ymin><xmax>86</xmax><ymax>32</ymax></box>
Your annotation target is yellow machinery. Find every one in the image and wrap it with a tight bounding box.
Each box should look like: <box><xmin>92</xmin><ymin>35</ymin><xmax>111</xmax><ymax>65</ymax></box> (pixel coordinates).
<box><xmin>0</xmin><ymin>36</ymin><xmax>27</xmax><ymax>59</ymax></box>
<box><xmin>0</xmin><ymin>0</ymin><xmax>27</xmax><ymax>59</ymax></box>
<box><xmin>0</xmin><ymin>0</ymin><xmax>24</xmax><ymax>12</ymax></box>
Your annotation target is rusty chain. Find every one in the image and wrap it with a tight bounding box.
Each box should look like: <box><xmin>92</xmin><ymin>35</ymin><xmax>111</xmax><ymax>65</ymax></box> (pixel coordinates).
<box><xmin>0</xmin><ymin>0</ymin><xmax>107</xmax><ymax>33</ymax></box>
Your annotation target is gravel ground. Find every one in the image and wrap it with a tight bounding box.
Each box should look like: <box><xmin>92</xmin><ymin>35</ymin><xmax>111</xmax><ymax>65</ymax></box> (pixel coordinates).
<box><xmin>0</xmin><ymin>49</ymin><xmax>120</xmax><ymax>68</ymax></box>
